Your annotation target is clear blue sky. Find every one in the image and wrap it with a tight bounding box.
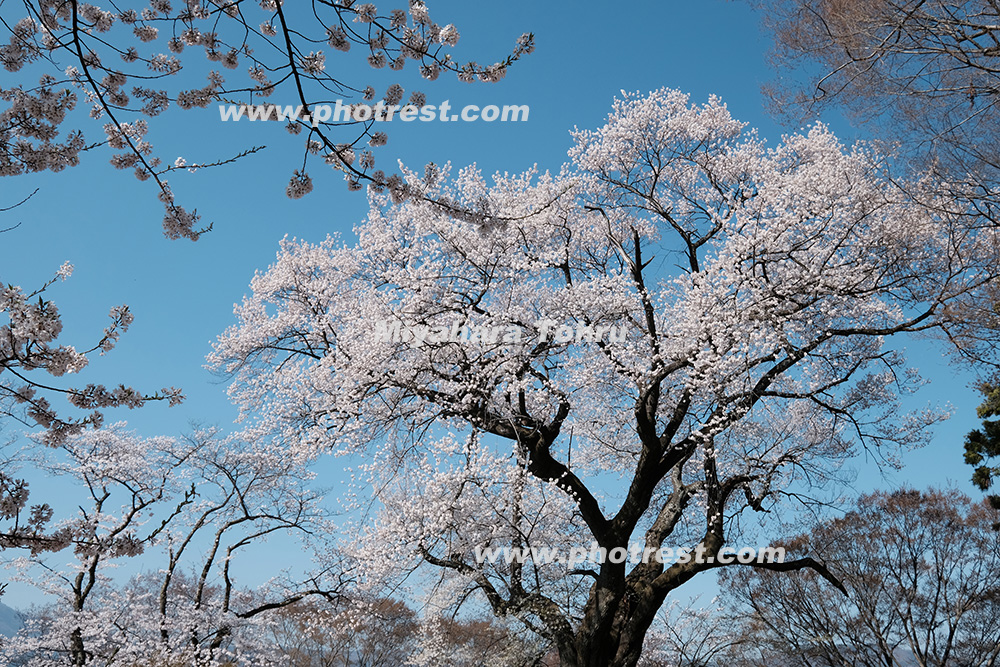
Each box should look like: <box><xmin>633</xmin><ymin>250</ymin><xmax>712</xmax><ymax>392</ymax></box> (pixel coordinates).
<box><xmin>0</xmin><ymin>0</ymin><xmax>986</xmax><ymax>608</ymax></box>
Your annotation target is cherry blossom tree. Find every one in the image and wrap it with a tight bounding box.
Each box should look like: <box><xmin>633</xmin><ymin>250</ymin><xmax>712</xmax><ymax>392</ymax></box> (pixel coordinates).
<box><xmin>265</xmin><ymin>596</ymin><xmax>419</xmax><ymax>667</ymax></box>
<box><xmin>746</xmin><ymin>0</ymin><xmax>1000</xmax><ymax>503</ymax></box>
<box><xmin>0</xmin><ymin>0</ymin><xmax>533</xmax><ymax>240</ymax></box>
<box><xmin>263</xmin><ymin>595</ymin><xmax>551</xmax><ymax>666</ymax></box>
<box><xmin>636</xmin><ymin>598</ymin><xmax>745</xmax><ymax>667</ymax></box>
<box><xmin>0</xmin><ymin>254</ymin><xmax>182</xmax><ymax>567</ymax></box>
<box><xmin>408</xmin><ymin>613</ymin><xmax>552</xmax><ymax>667</ymax></box>
<box><xmin>2</xmin><ymin>424</ymin><xmax>348</xmax><ymax>666</ymax></box>
<box><xmin>208</xmin><ymin>88</ymin><xmax>1000</xmax><ymax>667</ymax></box>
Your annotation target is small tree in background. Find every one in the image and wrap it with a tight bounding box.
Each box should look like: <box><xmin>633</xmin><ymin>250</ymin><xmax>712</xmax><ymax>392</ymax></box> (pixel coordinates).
<box><xmin>721</xmin><ymin>488</ymin><xmax>1000</xmax><ymax>667</ymax></box>
<box><xmin>3</xmin><ymin>425</ymin><xmax>347</xmax><ymax>666</ymax></box>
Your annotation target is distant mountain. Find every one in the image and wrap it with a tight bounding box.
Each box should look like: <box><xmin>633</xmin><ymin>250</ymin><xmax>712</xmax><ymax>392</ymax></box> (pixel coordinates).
<box><xmin>0</xmin><ymin>601</ymin><xmax>23</xmax><ymax>638</ymax></box>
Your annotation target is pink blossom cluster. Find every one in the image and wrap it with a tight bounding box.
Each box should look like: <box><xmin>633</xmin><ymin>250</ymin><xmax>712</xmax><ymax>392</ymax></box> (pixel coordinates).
<box><xmin>1</xmin><ymin>263</ymin><xmax>182</xmax><ymax>445</ymax></box>
<box><xmin>0</xmin><ymin>0</ymin><xmax>533</xmax><ymax>239</ymax></box>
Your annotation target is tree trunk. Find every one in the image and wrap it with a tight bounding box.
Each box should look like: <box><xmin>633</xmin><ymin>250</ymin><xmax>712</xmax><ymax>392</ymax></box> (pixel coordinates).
<box><xmin>556</xmin><ymin>582</ymin><xmax>662</xmax><ymax>667</ymax></box>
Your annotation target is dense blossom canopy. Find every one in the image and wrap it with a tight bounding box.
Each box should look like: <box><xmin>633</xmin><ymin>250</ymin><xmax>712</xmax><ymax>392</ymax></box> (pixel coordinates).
<box><xmin>210</xmin><ymin>88</ymin><xmax>1000</xmax><ymax>666</ymax></box>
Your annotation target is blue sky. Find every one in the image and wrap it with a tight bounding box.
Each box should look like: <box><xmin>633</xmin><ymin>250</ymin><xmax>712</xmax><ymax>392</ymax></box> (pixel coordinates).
<box><xmin>1</xmin><ymin>0</ymin><xmax>987</xmax><ymax>608</ymax></box>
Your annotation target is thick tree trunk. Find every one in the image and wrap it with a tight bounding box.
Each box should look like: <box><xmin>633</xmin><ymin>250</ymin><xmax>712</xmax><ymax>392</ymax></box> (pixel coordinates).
<box><xmin>557</xmin><ymin>622</ymin><xmax>651</xmax><ymax>667</ymax></box>
<box><xmin>70</xmin><ymin>626</ymin><xmax>87</xmax><ymax>667</ymax></box>
<box><xmin>556</xmin><ymin>579</ymin><xmax>663</xmax><ymax>667</ymax></box>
